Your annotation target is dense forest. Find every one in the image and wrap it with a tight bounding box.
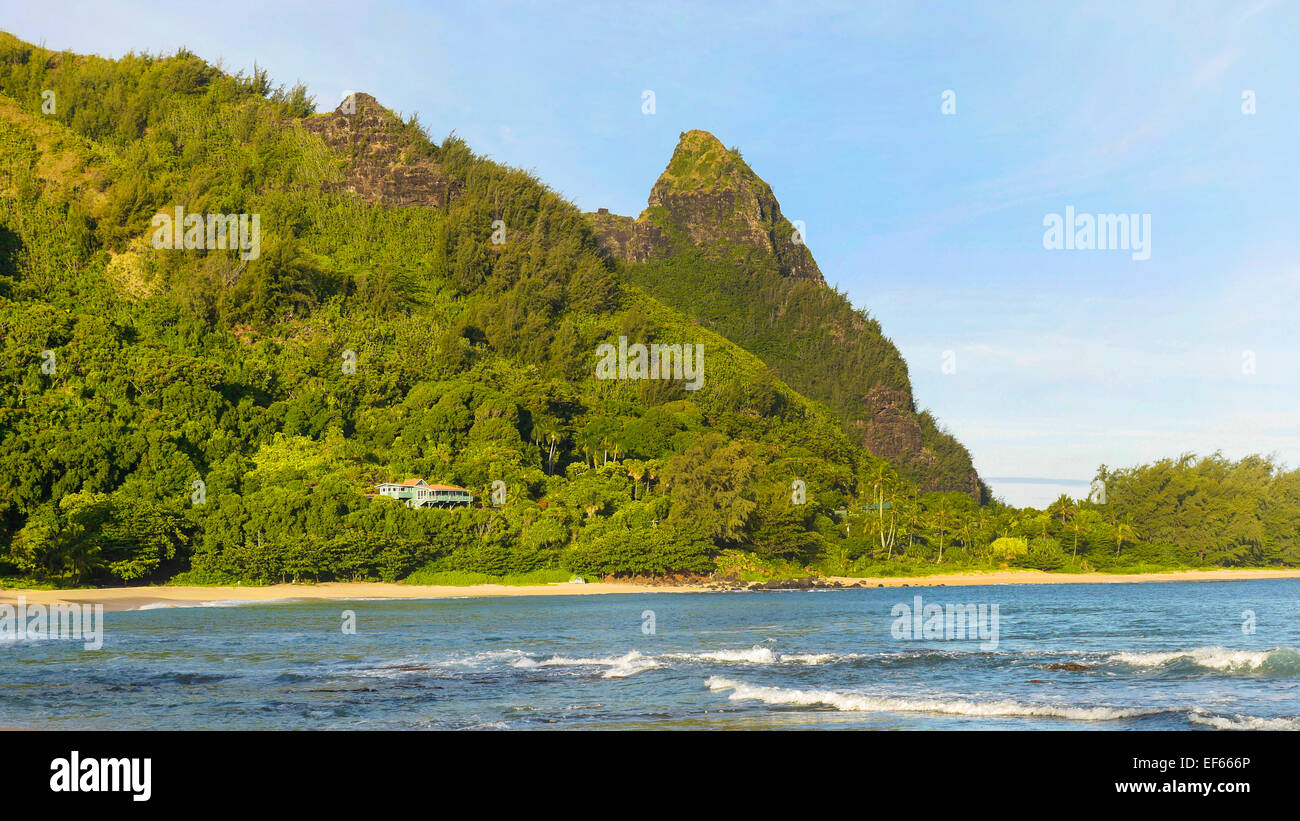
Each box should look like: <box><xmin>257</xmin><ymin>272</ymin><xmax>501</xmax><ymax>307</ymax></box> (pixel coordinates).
<box><xmin>589</xmin><ymin>129</ymin><xmax>986</xmax><ymax>499</ymax></box>
<box><xmin>0</xmin><ymin>33</ymin><xmax>1296</xmax><ymax>587</ymax></box>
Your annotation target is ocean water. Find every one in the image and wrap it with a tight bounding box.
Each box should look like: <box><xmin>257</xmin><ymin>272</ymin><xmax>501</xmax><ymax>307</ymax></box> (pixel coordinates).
<box><xmin>2</xmin><ymin>579</ymin><xmax>1298</xmax><ymax>730</ymax></box>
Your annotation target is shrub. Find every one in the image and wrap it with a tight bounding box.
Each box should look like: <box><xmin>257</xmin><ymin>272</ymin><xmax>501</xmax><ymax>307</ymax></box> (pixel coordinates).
<box><xmin>989</xmin><ymin>537</ymin><xmax>1028</xmax><ymax>560</ymax></box>
<box><xmin>562</xmin><ymin>526</ymin><xmax>713</xmax><ymax>577</ymax></box>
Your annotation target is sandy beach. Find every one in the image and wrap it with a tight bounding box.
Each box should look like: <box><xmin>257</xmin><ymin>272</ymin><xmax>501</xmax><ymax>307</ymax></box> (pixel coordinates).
<box><xmin>0</xmin><ymin>580</ymin><xmax>708</xmax><ymax>612</ymax></box>
<box><xmin>827</xmin><ymin>567</ymin><xmax>1300</xmax><ymax>588</ymax></box>
<box><xmin>3</xmin><ymin>567</ymin><xmax>1299</xmax><ymax>612</ymax></box>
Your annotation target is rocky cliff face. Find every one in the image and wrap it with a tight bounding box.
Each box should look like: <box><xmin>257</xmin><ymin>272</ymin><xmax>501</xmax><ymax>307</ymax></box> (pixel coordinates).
<box><xmin>585</xmin><ymin>210</ymin><xmax>667</xmax><ymax>264</ymax></box>
<box><xmin>593</xmin><ymin>130</ymin><xmax>823</xmax><ymax>282</ymax></box>
<box><xmin>302</xmin><ymin>93</ymin><xmax>460</xmax><ymax>209</ymax></box>
<box><xmin>860</xmin><ymin>386</ymin><xmax>924</xmax><ymax>467</ymax></box>
<box><xmin>589</xmin><ymin>130</ymin><xmax>985</xmax><ymax>500</ymax></box>
<box><xmin>858</xmin><ymin>387</ymin><xmax>981</xmax><ymax>497</ymax></box>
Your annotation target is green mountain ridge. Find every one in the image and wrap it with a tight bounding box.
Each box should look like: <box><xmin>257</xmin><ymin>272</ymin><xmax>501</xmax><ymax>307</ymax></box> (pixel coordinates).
<box><xmin>2</xmin><ymin>32</ymin><xmax>1296</xmax><ymax>587</ymax></box>
<box><xmin>0</xmin><ymin>33</ymin><xmax>918</xmax><ymax>584</ymax></box>
<box><xmin>587</xmin><ymin>129</ymin><xmax>986</xmax><ymax>500</ymax></box>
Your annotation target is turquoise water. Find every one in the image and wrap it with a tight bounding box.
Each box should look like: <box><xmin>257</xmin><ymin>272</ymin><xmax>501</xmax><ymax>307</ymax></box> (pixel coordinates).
<box><xmin>2</xmin><ymin>579</ymin><xmax>1298</xmax><ymax>730</ymax></box>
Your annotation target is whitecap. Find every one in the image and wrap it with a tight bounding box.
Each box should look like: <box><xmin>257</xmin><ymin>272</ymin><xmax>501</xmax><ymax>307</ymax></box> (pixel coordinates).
<box><xmin>665</xmin><ymin>645</ymin><xmax>779</xmax><ymax>664</ymax></box>
<box><xmin>664</xmin><ymin>645</ymin><xmax>869</xmax><ymax>665</ymax></box>
<box><xmin>435</xmin><ymin>649</ymin><xmax>530</xmax><ymax>668</ymax></box>
<box><xmin>705</xmin><ymin>676</ymin><xmax>1156</xmax><ymax>721</ymax></box>
<box><xmin>133</xmin><ymin>599</ymin><xmax>285</xmax><ymax>610</ymax></box>
<box><xmin>1109</xmin><ymin>646</ymin><xmax>1299</xmax><ymax>673</ymax></box>
<box><xmin>511</xmin><ymin>650</ymin><xmax>660</xmax><ymax>678</ymax></box>
<box><xmin>1189</xmin><ymin>709</ymin><xmax>1300</xmax><ymax>730</ymax></box>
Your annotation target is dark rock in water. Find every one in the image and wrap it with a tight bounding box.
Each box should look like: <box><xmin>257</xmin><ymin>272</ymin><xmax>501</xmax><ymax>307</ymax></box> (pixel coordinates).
<box><xmin>1044</xmin><ymin>663</ymin><xmax>1089</xmax><ymax>671</ymax></box>
<box><xmin>1027</xmin><ymin>679</ymin><xmax>1050</xmax><ymax>684</ymax></box>
<box><xmin>747</xmin><ymin>577</ymin><xmax>832</xmax><ymax>591</ymax></box>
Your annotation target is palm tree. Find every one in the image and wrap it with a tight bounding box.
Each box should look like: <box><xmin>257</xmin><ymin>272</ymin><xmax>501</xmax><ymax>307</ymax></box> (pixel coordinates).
<box><xmin>643</xmin><ymin>459</ymin><xmax>660</xmax><ymax>496</ymax></box>
<box><xmin>975</xmin><ymin>508</ymin><xmax>991</xmax><ymax>559</ymax></box>
<box><xmin>933</xmin><ymin>499</ymin><xmax>950</xmax><ymax>563</ymax></box>
<box><xmin>626</xmin><ymin>459</ymin><xmax>646</xmax><ymax>500</ymax></box>
<box><xmin>900</xmin><ymin>492</ymin><xmax>921</xmax><ymax>560</ymax></box>
<box><xmin>872</xmin><ymin>465</ymin><xmax>898</xmax><ymax>558</ymax></box>
<box><xmin>1048</xmin><ymin>494</ymin><xmax>1076</xmax><ymax>528</ymax></box>
<box><xmin>1113</xmin><ymin>514</ymin><xmax>1137</xmax><ymax>556</ymax></box>
<box><xmin>546</xmin><ymin>431</ymin><xmax>559</xmax><ymax>474</ymax></box>
<box><xmin>1068</xmin><ymin>516</ymin><xmax>1086</xmax><ymax>557</ymax></box>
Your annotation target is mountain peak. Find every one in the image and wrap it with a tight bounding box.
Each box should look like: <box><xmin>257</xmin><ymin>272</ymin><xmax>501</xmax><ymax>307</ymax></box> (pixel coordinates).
<box><xmin>621</xmin><ymin>130</ymin><xmax>825</xmax><ymax>283</ymax></box>
<box><xmin>586</xmin><ymin>132</ymin><xmax>983</xmax><ymax>499</ymax></box>
<box><xmin>302</xmin><ymin>92</ymin><xmax>459</xmax><ymax>208</ymax></box>
<box><xmin>331</xmin><ymin>91</ymin><xmax>384</xmax><ymax>116</ymax></box>
<box><xmin>651</xmin><ymin>130</ymin><xmax>753</xmax><ymax>196</ymax></box>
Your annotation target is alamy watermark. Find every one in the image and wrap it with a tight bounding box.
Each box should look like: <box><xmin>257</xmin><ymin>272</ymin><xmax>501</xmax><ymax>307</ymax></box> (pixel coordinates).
<box><xmin>50</xmin><ymin>751</ymin><xmax>150</xmax><ymax>802</ymax></box>
<box><xmin>1089</xmin><ymin>478</ymin><xmax>1107</xmax><ymax>504</ymax></box>
<box><xmin>890</xmin><ymin>594</ymin><xmax>999</xmax><ymax>651</ymax></box>
<box><xmin>1</xmin><ymin>597</ymin><xmax>103</xmax><ymax>650</ymax></box>
<box><xmin>595</xmin><ymin>336</ymin><xmax>705</xmax><ymax>390</ymax></box>
<box><xmin>1042</xmin><ymin>206</ymin><xmax>1150</xmax><ymax>260</ymax></box>
<box><xmin>151</xmin><ymin>206</ymin><xmax>261</xmax><ymax>260</ymax></box>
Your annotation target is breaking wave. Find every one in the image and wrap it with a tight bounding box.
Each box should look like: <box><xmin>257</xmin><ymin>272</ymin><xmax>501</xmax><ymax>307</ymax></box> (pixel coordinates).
<box><xmin>705</xmin><ymin>676</ymin><xmax>1159</xmax><ymax>722</ymax></box>
<box><xmin>134</xmin><ymin>599</ymin><xmax>290</xmax><ymax>610</ymax></box>
<box><xmin>1109</xmin><ymin>647</ymin><xmax>1300</xmax><ymax>675</ymax></box>
<box><xmin>664</xmin><ymin>645</ymin><xmax>866</xmax><ymax>665</ymax></box>
<box><xmin>511</xmin><ymin>651</ymin><xmax>660</xmax><ymax>678</ymax></box>
<box><xmin>1188</xmin><ymin>709</ymin><xmax>1300</xmax><ymax>730</ymax></box>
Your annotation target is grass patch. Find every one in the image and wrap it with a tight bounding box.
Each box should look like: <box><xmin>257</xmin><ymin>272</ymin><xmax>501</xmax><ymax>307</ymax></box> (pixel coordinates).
<box><xmin>164</xmin><ymin>569</ymin><xmax>249</xmax><ymax>587</ymax></box>
<box><xmin>402</xmin><ymin>567</ymin><xmax>583</xmax><ymax>586</ymax></box>
<box><xmin>1093</xmin><ymin>562</ymin><xmax>1191</xmax><ymax>575</ymax></box>
<box><xmin>0</xmin><ymin>576</ymin><xmax>60</xmax><ymax>590</ymax></box>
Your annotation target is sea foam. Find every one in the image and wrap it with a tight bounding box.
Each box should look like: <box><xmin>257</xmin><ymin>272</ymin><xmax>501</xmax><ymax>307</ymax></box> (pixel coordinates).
<box><xmin>511</xmin><ymin>650</ymin><xmax>660</xmax><ymax>678</ymax></box>
<box><xmin>133</xmin><ymin>599</ymin><xmax>287</xmax><ymax>610</ymax></box>
<box><xmin>664</xmin><ymin>645</ymin><xmax>867</xmax><ymax>665</ymax></box>
<box><xmin>1109</xmin><ymin>646</ymin><xmax>1300</xmax><ymax>674</ymax></box>
<box><xmin>1188</xmin><ymin>709</ymin><xmax>1300</xmax><ymax>730</ymax></box>
<box><xmin>705</xmin><ymin>676</ymin><xmax>1157</xmax><ymax>721</ymax></box>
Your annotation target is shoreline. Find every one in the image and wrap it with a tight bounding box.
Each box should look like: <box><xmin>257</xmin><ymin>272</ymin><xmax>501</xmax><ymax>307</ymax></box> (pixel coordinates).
<box><xmin>3</xmin><ymin>567</ymin><xmax>1300</xmax><ymax>612</ymax></box>
<box><xmin>0</xmin><ymin>580</ymin><xmax>704</xmax><ymax>613</ymax></box>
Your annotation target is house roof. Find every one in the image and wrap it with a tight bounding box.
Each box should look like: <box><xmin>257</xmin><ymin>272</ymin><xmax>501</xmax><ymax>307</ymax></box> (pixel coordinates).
<box><xmin>374</xmin><ymin>479</ymin><xmax>469</xmax><ymax>492</ymax></box>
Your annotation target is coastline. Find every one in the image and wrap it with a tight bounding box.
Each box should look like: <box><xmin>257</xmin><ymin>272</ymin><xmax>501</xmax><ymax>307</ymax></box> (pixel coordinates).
<box><xmin>3</xmin><ymin>567</ymin><xmax>1300</xmax><ymax>612</ymax></box>
<box><xmin>0</xmin><ymin>580</ymin><xmax>705</xmax><ymax>612</ymax></box>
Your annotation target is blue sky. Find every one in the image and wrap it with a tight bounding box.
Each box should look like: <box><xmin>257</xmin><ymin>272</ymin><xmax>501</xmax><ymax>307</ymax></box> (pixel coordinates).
<box><xmin>4</xmin><ymin>0</ymin><xmax>1297</xmax><ymax>507</ymax></box>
